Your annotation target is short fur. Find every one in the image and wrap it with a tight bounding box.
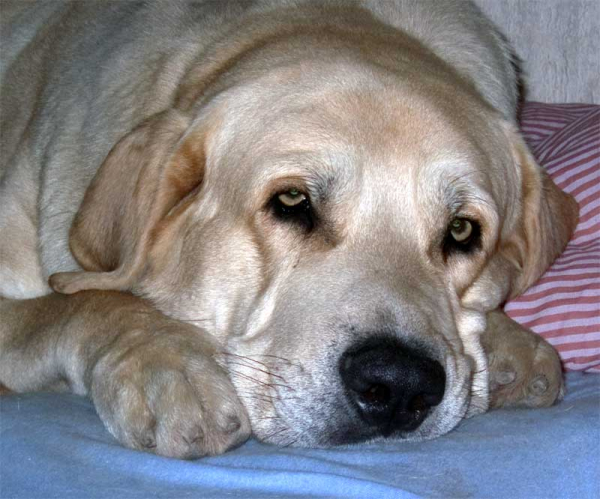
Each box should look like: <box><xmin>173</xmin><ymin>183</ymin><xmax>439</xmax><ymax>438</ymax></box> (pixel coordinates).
<box><xmin>0</xmin><ymin>0</ymin><xmax>577</xmax><ymax>458</ymax></box>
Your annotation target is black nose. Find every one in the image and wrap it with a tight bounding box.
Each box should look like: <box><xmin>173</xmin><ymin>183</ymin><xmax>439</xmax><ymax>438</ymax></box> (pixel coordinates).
<box><xmin>339</xmin><ymin>338</ymin><xmax>445</xmax><ymax>435</ymax></box>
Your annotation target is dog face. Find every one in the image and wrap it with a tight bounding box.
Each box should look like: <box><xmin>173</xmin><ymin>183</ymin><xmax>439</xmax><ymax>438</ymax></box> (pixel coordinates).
<box><xmin>51</xmin><ymin>50</ymin><xmax>577</xmax><ymax>447</ymax></box>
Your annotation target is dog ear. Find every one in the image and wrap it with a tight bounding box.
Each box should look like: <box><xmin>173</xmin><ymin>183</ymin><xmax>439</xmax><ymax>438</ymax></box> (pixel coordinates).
<box><xmin>499</xmin><ymin>124</ymin><xmax>579</xmax><ymax>299</ymax></box>
<box><xmin>461</xmin><ymin>123</ymin><xmax>578</xmax><ymax>310</ymax></box>
<box><xmin>49</xmin><ymin>109</ymin><xmax>206</xmax><ymax>294</ymax></box>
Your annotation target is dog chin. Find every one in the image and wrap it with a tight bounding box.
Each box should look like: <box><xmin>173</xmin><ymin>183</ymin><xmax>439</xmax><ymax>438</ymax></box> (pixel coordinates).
<box><xmin>246</xmin><ymin>384</ymin><xmax>475</xmax><ymax>448</ymax></box>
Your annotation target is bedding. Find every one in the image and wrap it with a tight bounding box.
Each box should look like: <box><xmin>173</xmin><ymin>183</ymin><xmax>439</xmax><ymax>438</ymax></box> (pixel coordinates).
<box><xmin>506</xmin><ymin>103</ymin><xmax>600</xmax><ymax>372</ymax></box>
<box><xmin>1</xmin><ymin>374</ymin><xmax>598</xmax><ymax>498</ymax></box>
<box><xmin>1</xmin><ymin>102</ymin><xmax>599</xmax><ymax>498</ymax></box>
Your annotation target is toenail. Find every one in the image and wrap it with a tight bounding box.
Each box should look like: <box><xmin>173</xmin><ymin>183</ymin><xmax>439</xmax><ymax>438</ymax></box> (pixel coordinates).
<box><xmin>222</xmin><ymin>415</ymin><xmax>241</xmax><ymax>433</ymax></box>
<box><xmin>530</xmin><ymin>375</ymin><xmax>549</xmax><ymax>395</ymax></box>
<box><xmin>496</xmin><ymin>371</ymin><xmax>516</xmax><ymax>385</ymax></box>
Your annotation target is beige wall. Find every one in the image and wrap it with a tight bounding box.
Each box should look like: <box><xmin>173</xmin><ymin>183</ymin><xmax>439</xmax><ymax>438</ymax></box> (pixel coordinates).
<box><xmin>475</xmin><ymin>0</ymin><xmax>599</xmax><ymax>103</ymax></box>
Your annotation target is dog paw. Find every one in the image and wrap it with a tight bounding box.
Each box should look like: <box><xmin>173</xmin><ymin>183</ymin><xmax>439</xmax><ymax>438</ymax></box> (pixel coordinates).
<box><xmin>488</xmin><ymin>332</ymin><xmax>564</xmax><ymax>409</ymax></box>
<box><xmin>91</xmin><ymin>326</ymin><xmax>251</xmax><ymax>458</ymax></box>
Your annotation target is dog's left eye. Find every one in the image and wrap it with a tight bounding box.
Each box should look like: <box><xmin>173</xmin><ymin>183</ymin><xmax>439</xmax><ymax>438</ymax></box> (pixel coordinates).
<box><xmin>443</xmin><ymin>217</ymin><xmax>480</xmax><ymax>256</ymax></box>
<box><xmin>270</xmin><ymin>188</ymin><xmax>314</xmax><ymax>231</ymax></box>
<box><xmin>450</xmin><ymin>219</ymin><xmax>473</xmax><ymax>243</ymax></box>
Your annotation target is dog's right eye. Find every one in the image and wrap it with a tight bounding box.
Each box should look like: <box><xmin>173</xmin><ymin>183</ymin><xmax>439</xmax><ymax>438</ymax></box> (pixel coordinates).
<box><xmin>442</xmin><ymin>217</ymin><xmax>481</xmax><ymax>258</ymax></box>
<box><xmin>278</xmin><ymin>189</ymin><xmax>306</xmax><ymax>207</ymax></box>
<box><xmin>269</xmin><ymin>189</ymin><xmax>315</xmax><ymax>231</ymax></box>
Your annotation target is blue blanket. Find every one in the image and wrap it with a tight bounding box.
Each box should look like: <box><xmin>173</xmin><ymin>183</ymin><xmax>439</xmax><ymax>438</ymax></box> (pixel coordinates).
<box><xmin>1</xmin><ymin>373</ymin><xmax>599</xmax><ymax>498</ymax></box>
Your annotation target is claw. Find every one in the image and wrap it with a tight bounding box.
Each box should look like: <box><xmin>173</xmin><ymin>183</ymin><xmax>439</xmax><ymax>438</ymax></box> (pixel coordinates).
<box><xmin>495</xmin><ymin>371</ymin><xmax>516</xmax><ymax>386</ymax></box>
<box><xmin>529</xmin><ymin>374</ymin><xmax>549</xmax><ymax>395</ymax></box>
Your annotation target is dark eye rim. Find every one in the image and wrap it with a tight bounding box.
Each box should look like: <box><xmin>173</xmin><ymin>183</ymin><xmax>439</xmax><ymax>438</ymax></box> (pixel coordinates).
<box><xmin>442</xmin><ymin>217</ymin><xmax>481</xmax><ymax>258</ymax></box>
<box><xmin>268</xmin><ymin>189</ymin><xmax>315</xmax><ymax>231</ymax></box>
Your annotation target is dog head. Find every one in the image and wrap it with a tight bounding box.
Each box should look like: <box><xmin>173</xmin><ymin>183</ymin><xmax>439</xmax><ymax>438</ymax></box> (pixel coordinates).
<box><xmin>50</xmin><ymin>16</ymin><xmax>577</xmax><ymax>447</ymax></box>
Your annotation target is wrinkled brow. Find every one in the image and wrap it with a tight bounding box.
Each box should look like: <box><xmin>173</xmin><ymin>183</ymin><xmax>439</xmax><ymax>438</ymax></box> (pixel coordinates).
<box><xmin>439</xmin><ymin>168</ymin><xmax>495</xmax><ymax>216</ymax></box>
<box><xmin>260</xmin><ymin>150</ymin><xmax>355</xmax><ymax>202</ymax></box>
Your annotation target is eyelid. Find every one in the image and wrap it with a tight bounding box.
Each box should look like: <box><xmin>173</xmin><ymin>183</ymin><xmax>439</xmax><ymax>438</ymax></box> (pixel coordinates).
<box><xmin>263</xmin><ymin>178</ymin><xmax>306</xmax><ymax>204</ymax></box>
<box><xmin>278</xmin><ymin>190</ymin><xmax>308</xmax><ymax>207</ymax></box>
<box><xmin>263</xmin><ymin>169</ymin><xmax>335</xmax><ymax>208</ymax></box>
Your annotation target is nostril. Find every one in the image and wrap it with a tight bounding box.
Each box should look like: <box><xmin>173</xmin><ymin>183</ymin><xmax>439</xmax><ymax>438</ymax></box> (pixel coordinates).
<box><xmin>408</xmin><ymin>394</ymin><xmax>428</xmax><ymax>413</ymax></box>
<box><xmin>425</xmin><ymin>390</ymin><xmax>444</xmax><ymax>407</ymax></box>
<box><xmin>407</xmin><ymin>391</ymin><xmax>443</xmax><ymax>414</ymax></box>
<box><xmin>357</xmin><ymin>384</ymin><xmax>391</xmax><ymax>407</ymax></box>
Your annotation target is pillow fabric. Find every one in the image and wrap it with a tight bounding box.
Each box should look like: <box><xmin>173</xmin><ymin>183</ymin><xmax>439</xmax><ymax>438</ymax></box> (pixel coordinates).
<box><xmin>505</xmin><ymin>102</ymin><xmax>600</xmax><ymax>372</ymax></box>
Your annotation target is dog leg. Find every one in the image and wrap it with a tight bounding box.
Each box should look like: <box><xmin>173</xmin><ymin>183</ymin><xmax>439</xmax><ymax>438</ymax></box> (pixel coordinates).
<box><xmin>0</xmin><ymin>291</ymin><xmax>250</xmax><ymax>458</ymax></box>
<box><xmin>482</xmin><ymin>309</ymin><xmax>564</xmax><ymax>409</ymax></box>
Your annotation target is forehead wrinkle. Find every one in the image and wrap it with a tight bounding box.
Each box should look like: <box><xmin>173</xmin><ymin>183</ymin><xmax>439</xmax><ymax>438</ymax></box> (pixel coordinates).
<box><xmin>252</xmin><ymin>149</ymin><xmax>355</xmax><ymax>200</ymax></box>
<box><xmin>418</xmin><ymin>155</ymin><xmax>490</xmax><ymax>208</ymax></box>
<box><xmin>340</xmin><ymin>157</ymin><xmax>417</xmax><ymax>250</ymax></box>
<box><xmin>409</xmin><ymin>157</ymin><xmax>500</xmax><ymax>257</ymax></box>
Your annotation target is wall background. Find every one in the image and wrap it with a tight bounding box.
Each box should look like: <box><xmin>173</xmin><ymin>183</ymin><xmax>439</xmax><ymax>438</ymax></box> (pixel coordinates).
<box><xmin>475</xmin><ymin>0</ymin><xmax>598</xmax><ymax>104</ymax></box>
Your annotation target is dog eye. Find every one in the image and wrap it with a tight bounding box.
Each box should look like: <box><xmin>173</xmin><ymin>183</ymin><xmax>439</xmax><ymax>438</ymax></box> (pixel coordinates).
<box><xmin>270</xmin><ymin>188</ymin><xmax>314</xmax><ymax>231</ymax></box>
<box><xmin>450</xmin><ymin>219</ymin><xmax>473</xmax><ymax>243</ymax></box>
<box><xmin>443</xmin><ymin>217</ymin><xmax>480</xmax><ymax>257</ymax></box>
<box><xmin>278</xmin><ymin>189</ymin><xmax>306</xmax><ymax>207</ymax></box>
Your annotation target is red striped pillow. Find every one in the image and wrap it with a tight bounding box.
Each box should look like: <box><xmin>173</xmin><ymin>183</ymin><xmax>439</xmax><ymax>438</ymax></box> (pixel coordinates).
<box><xmin>505</xmin><ymin>102</ymin><xmax>600</xmax><ymax>372</ymax></box>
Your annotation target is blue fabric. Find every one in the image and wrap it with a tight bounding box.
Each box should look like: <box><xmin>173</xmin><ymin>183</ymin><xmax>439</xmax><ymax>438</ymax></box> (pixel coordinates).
<box><xmin>1</xmin><ymin>373</ymin><xmax>599</xmax><ymax>499</ymax></box>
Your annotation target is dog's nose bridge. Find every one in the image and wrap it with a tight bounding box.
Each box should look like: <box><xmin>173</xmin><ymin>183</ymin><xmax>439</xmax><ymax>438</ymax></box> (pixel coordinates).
<box><xmin>338</xmin><ymin>231</ymin><xmax>432</xmax><ymax>286</ymax></box>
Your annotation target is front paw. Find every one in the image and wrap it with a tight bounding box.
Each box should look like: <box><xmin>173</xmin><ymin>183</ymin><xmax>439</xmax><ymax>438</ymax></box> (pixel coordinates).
<box><xmin>91</xmin><ymin>326</ymin><xmax>250</xmax><ymax>458</ymax></box>
<box><xmin>488</xmin><ymin>328</ymin><xmax>564</xmax><ymax>409</ymax></box>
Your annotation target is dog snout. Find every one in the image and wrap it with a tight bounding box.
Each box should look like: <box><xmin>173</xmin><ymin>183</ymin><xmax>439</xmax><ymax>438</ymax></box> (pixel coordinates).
<box><xmin>339</xmin><ymin>338</ymin><xmax>445</xmax><ymax>436</ymax></box>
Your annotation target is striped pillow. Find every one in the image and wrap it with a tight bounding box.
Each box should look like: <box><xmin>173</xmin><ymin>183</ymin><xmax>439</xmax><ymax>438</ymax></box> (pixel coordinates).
<box><xmin>505</xmin><ymin>102</ymin><xmax>600</xmax><ymax>372</ymax></box>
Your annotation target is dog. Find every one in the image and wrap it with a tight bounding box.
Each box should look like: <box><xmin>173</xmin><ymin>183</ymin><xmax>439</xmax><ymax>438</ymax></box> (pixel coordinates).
<box><xmin>0</xmin><ymin>0</ymin><xmax>578</xmax><ymax>459</ymax></box>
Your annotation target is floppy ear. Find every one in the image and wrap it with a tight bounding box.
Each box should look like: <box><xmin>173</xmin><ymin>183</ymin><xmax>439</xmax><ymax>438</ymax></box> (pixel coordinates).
<box><xmin>49</xmin><ymin>110</ymin><xmax>206</xmax><ymax>294</ymax></box>
<box><xmin>461</xmin><ymin>124</ymin><xmax>578</xmax><ymax>310</ymax></box>
<box><xmin>500</xmin><ymin>125</ymin><xmax>579</xmax><ymax>299</ymax></box>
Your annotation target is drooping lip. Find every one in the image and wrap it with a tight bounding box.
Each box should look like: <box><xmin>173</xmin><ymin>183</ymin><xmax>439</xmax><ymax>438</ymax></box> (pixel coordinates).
<box><xmin>227</xmin><ymin>329</ymin><xmax>477</xmax><ymax>447</ymax></box>
<box><xmin>251</xmin><ymin>366</ymin><xmax>474</xmax><ymax>448</ymax></box>
<box><xmin>255</xmin><ymin>394</ymin><xmax>464</xmax><ymax>448</ymax></box>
